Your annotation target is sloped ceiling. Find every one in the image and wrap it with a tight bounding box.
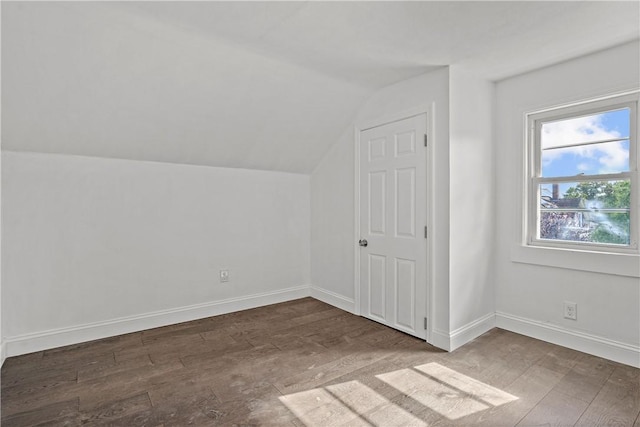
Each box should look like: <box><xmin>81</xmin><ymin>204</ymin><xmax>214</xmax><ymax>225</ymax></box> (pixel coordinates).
<box><xmin>2</xmin><ymin>1</ymin><xmax>639</xmax><ymax>173</ymax></box>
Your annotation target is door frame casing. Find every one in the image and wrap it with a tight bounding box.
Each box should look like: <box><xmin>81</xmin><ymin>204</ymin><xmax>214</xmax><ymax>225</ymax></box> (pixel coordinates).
<box><xmin>354</xmin><ymin>105</ymin><xmax>435</xmax><ymax>345</ymax></box>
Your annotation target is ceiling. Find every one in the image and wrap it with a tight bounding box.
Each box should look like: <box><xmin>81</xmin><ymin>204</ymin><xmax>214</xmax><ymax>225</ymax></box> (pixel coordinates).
<box><xmin>2</xmin><ymin>1</ymin><xmax>639</xmax><ymax>173</ymax></box>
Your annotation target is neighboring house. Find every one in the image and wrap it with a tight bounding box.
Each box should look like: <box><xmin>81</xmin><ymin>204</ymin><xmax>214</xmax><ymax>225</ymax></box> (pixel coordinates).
<box><xmin>540</xmin><ymin>196</ymin><xmax>586</xmax><ymax>241</ymax></box>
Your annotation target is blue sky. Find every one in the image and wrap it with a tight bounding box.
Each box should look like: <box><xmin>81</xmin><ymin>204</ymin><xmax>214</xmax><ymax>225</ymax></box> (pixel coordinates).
<box><xmin>541</xmin><ymin>108</ymin><xmax>630</xmax><ymax>198</ymax></box>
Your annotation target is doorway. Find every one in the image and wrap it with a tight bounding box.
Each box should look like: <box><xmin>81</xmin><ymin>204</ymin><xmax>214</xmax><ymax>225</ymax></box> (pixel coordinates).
<box><xmin>356</xmin><ymin>113</ymin><xmax>429</xmax><ymax>340</ymax></box>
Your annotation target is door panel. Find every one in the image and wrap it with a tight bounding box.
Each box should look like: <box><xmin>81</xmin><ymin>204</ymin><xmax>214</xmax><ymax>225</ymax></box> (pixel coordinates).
<box><xmin>395</xmin><ymin>167</ymin><xmax>416</xmax><ymax>238</ymax></box>
<box><xmin>395</xmin><ymin>258</ymin><xmax>415</xmax><ymax>329</ymax></box>
<box><xmin>359</xmin><ymin>114</ymin><xmax>427</xmax><ymax>339</ymax></box>
<box><xmin>368</xmin><ymin>171</ymin><xmax>386</xmax><ymax>235</ymax></box>
<box><xmin>368</xmin><ymin>254</ymin><xmax>386</xmax><ymax>321</ymax></box>
<box><xmin>395</xmin><ymin>130</ymin><xmax>416</xmax><ymax>157</ymax></box>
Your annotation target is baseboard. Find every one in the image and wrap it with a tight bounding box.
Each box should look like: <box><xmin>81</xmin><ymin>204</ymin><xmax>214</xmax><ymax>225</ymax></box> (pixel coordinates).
<box><xmin>429</xmin><ymin>329</ymin><xmax>451</xmax><ymax>351</ymax></box>
<box><xmin>1</xmin><ymin>341</ymin><xmax>6</xmax><ymax>367</ymax></box>
<box><xmin>495</xmin><ymin>311</ymin><xmax>640</xmax><ymax>368</ymax></box>
<box><xmin>4</xmin><ymin>285</ymin><xmax>311</xmax><ymax>358</ymax></box>
<box><xmin>450</xmin><ymin>312</ymin><xmax>496</xmax><ymax>351</ymax></box>
<box><xmin>310</xmin><ymin>286</ymin><xmax>356</xmax><ymax>313</ymax></box>
<box><xmin>428</xmin><ymin>312</ymin><xmax>495</xmax><ymax>352</ymax></box>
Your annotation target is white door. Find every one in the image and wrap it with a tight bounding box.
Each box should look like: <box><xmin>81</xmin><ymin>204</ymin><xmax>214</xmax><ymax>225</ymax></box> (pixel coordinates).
<box><xmin>358</xmin><ymin>114</ymin><xmax>428</xmax><ymax>339</ymax></box>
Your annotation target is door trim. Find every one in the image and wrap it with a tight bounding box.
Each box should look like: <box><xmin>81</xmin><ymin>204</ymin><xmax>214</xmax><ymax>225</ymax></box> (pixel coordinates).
<box><xmin>354</xmin><ymin>105</ymin><xmax>435</xmax><ymax>344</ymax></box>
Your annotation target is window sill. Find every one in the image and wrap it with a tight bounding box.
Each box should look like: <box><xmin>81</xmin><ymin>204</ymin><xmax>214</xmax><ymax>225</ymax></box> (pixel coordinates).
<box><xmin>511</xmin><ymin>244</ymin><xmax>640</xmax><ymax>277</ymax></box>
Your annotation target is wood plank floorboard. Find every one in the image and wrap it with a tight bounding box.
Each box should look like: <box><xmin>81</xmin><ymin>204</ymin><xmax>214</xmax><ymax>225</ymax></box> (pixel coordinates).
<box><xmin>2</xmin><ymin>297</ymin><xmax>638</xmax><ymax>426</ymax></box>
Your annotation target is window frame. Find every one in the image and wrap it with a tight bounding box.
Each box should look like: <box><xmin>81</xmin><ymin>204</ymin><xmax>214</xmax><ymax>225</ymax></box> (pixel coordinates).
<box><xmin>525</xmin><ymin>91</ymin><xmax>639</xmax><ymax>254</ymax></box>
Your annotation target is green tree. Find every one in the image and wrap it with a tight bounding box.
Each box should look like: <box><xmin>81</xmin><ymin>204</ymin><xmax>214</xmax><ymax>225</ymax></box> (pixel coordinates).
<box><xmin>564</xmin><ymin>181</ymin><xmax>612</xmax><ymax>202</ymax></box>
<box><xmin>562</xmin><ymin>180</ymin><xmax>630</xmax><ymax>245</ymax></box>
<box><xmin>607</xmin><ymin>180</ymin><xmax>630</xmax><ymax>208</ymax></box>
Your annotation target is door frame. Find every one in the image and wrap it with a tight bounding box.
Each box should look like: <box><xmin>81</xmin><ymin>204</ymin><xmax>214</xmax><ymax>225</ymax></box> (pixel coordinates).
<box><xmin>353</xmin><ymin>105</ymin><xmax>435</xmax><ymax>344</ymax></box>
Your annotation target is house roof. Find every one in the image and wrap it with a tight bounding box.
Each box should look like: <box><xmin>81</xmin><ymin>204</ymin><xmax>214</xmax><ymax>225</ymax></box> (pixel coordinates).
<box><xmin>2</xmin><ymin>1</ymin><xmax>639</xmax><ymax>173</ymax></box>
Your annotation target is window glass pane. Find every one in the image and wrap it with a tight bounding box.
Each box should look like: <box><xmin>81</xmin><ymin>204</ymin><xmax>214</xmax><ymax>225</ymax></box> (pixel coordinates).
<box><xmin>541</xmin><ymin>140</ymin><xmax>630</xmax><ymax>177</ymax></box>
<box><xmin>541</xmin><ymin>108</ymin><xmax>630</xmax><ymax>149</ymax></box>
<box><xmin>539</xmin><ymin>180</ymin><xmax>630</xmax><ymax>245</ymax></box>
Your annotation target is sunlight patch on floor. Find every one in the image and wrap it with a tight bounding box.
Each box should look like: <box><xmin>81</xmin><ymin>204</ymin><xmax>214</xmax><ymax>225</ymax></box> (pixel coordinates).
<box><xmin>376</xmin><ymin>368</ymin><xmax>488</xmax><ymax>420</ymax></box>
<box><xmin>414</xmin><ymin>362</ymin><xmax>518</xmax><ymax>407</ymax></box>
<box><xmin>279</xmin><ymin>387</ymin><xmax>369</xmax><ymax>426</ymax></box>
<box><xmin>326</xmin><ymin>381</ymin><xmax>428</xmax><ymax>427</ymax></box>
<box><xmin>279</xmin><ymin>362</ymin><xmax>519</xmax><ymax>425</ymax></box>
<box><xmin>280</xmin><ymin>381</ymin><xmax>427</xmax><ymax>427</ymax></box>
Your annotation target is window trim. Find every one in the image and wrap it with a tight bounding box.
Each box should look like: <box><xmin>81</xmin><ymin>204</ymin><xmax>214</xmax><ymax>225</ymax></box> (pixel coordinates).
<box><xmin>524</xmin><ymin>91</ymin><xmax>639</xmax><ymax>255</ymax></box>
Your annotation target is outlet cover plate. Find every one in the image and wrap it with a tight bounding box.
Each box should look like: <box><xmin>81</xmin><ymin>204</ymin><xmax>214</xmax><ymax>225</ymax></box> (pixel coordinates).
<box><xmin>220</xmin><ymin>269</ymin><xmax>229</xmax><ymax>282</ymax></box>
<box><xmin>563</xmin><ymin>301</ymin><xmax>577</xmax><ymax>320</ymax></box>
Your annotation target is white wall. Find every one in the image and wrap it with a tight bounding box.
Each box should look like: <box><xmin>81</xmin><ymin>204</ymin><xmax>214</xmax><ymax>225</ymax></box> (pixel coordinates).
<box><xmin>0</xmin><ymin>146</ymin><xmax>3</xmax><ymax>367</ymax></box>
<box><xmin>2</xmin><ymin>151</ymin><xmax>310</xmax><ymax>356</ymax></box>
<box><xmin>310</xmin><ymin>127</ymin><xmax>357</xmax><ymax>310</ymax></box>
<box><xmin>448</xmin><ymin>67</ymin><xmax>496</xmax><ymax>340</ymax></box>
<box><xmin>1</xmin><ymin>0</ymin><xmax>4</xmax><ymax>372</ymax></box>
<box><xmin>310</xmin><ymin>68</ymin><xmax>452</xmax><ymax>340</ymax></box>
<box><xmin>494</xmin><ymin>41</ymin><xmax>640</xmax><ymax>367</ymax></box>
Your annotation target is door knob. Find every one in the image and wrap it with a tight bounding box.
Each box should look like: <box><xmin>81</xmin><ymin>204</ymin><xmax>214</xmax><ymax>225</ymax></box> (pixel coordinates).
<box><xmin>359</xmin><ymin>239</ymin><xmax>368</xmax><ymax>247</ymax></box>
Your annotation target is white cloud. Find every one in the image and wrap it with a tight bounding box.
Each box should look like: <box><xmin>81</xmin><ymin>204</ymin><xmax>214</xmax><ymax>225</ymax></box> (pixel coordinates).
<box><xmin>541</xmin><ymin>113</ymin><xmax>628</xmax><ymax>174</ymax></box>
<box><xmin>541</xmin><ymin>114</ymin><xmax>620</xmax><ymax>148</ymax></box>
<box><xmin>598</xmin><ymin>142</ymin><xmax>629</xmax><ymax>174</ymax></box>
<box><xmin>576</xmin><ymin>162</ymin><xmax>591</xmax><ymax>172</ymax></box>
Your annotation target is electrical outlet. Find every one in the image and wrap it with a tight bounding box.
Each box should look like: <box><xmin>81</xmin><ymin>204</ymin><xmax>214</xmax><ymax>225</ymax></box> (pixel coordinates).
<box><xmin>220</xmin><ymin>269</ymin><xmax>229</xmax><ymax>283</ymax></box>
<box><xmin>563</xmin><ymin>301</ymin><xmax>577</xmax><ymax>320</ymax></box>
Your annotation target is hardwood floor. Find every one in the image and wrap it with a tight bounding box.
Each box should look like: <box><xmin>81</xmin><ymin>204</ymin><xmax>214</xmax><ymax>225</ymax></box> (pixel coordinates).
<box><xmin>2</xmin><ymin>297</ymin><xmax>639</xmax><ymax>426</ymax></box>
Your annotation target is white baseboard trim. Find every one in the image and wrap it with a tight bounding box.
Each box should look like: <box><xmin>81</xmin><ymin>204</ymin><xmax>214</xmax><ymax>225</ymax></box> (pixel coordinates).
<box><xmin>310</xmin><ymin>286</ymin><xmax>356</xmax><ymax>313</ymax></box>
<box><xmin>428</xmin><ymin>312</ymin><xmax>496</xmax><ymax>352</ymax></box>
<box><xmin>4</xmin><ymin>285</ymin><xmax>311</xmax><ymax>358</ymax></box>
<box><xmin>450</xmin><ymin>312</ymin><xmax>496</xmax><ymax>351</ymax></box>
<box><xmin>495</xmin><ymin>311</ymin><xmax>640</xmax><ymax>368</ymax></box>
<box><xmin>429</xmin><ymin>329</ymin><xmax>451</xmax><ymax>352</ymax></box>
<box><xmin>1</xmin><ymin>341</ymin><xmax>6</xmax><ymax>367</ymax></box>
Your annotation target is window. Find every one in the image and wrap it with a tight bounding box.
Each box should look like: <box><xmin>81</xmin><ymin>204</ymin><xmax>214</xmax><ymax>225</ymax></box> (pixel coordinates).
<box><xmin>526</xmin><ymin>92</ymin><xmax>639</xmax><ymax>253</ymax></box>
